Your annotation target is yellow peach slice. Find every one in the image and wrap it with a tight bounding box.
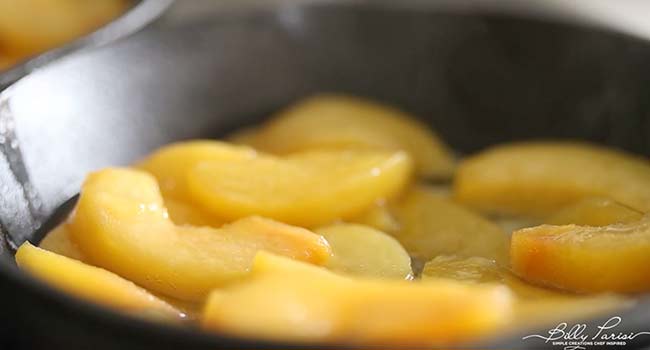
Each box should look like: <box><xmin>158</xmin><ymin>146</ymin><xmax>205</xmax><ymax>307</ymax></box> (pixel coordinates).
<box><xmin>137</xmin><ymin>140</ymin><xmax>257</xmax><ymax>199</ymax></box>
<box><xmin>187</xmin><ymin>150</ymin><xmax>412</xmax><ymax>227</ymax></box>
<box><xmin>250</xmin><ymin>94</ymin><xmax>455</xmax><ymax>178</ymax></box>
<box><xmin>421</xmin><ymin>255</ymin><xmax>631</xmax><ymax>329</ymax></box>
<box><xmin>350</xmin><ymin>200</ymin><xmax>400</xmax><ymax>233</ymax></box>
<box><xmin>16</xmin><ymin>242</ymin><xmax>184</xmax><ymax>321</ymax></box>
<box><xmin>391</xmin><ymin>186</ymin><xmax>509</xmax><ymax>264</ymax></box>
<box><xmin>547</xmin><ymin>197</ymin><xmax>643</xmax><ymax>226</ymax></box>
<box><xmin>454</xmin><ymin>142</ymin><xmax>650</xmax><ymax>217</ymax></box>
<box><xmin>202</xmin><ymin>252</ymin><xmax>512</xmax><ymax>346</ymax></box>
<box><xmin>0</xmin><ymin>53</ymin><xmax>16</xmax><ymax>71</ymax></box>
<box><xmin>0</xmin><ymin>0</ymin><xmax>129</xmax><ymax>57</ymax></box>
<box><xmin>164</xmin><ymin>198</ymin><xmax>224</xmax><ymax>227</ymax></box>
<box><xmin>315</xmin><ymin>224</ymin><xmax>412</xmax><ymax>279</ymax></box>
<box><xmin>67</xmin><ymin>168</ymin><xmax>331</xmax><ymax>301</ymax></box>
<box><xmin>39</xmin><ymin>225</ymin><xmax>83</xmax><ymax>260</ymax></box>
<box><xmin>422</xmin><ymin>255</ymin><xmax>560</xmax><ymax>299</ymax></box>
<box><xmin>423</xmin><ymin>255</ymin><xmax>504</xmax><ymax>283</ymax></box>
<box><xmin>511</xmin><ymin>216</ymin><xmax>650</xmax><ymax>293</ymax></box>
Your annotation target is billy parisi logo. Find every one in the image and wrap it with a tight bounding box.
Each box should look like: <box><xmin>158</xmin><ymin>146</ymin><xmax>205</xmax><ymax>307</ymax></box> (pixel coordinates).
<box><xmin>522</xmin><ymin>316</ymin><xmax>650</xmax><ymax>350</ymax></box>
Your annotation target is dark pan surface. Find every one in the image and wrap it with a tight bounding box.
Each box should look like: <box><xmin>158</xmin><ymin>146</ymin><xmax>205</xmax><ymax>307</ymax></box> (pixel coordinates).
<box><xmin>0</xmin><ymin>2</ymin><xmax>649</xmax><ymax>349</ymax></box>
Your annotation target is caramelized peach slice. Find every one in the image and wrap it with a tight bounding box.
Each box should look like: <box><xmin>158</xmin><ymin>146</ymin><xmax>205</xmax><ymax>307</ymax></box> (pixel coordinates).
<box><xmin>39</xmin><ymin>225</ymin><xmax>83</xmax><ymax>260</ymax></box>
<box><xmin>164</xmin><ymin>198</ymin><xmax>224</xmax><ymax>227</ymax></box>
<box><xmin>0</xmin><ymin>54</ymin><xmax>15</xmax><ymax>71</ymax></box>
<box><xmin>391</xmin><ymin>186</ymin><xmax>509</xmax><ymax>264</ymax></box>
<box><xmin>350</xmin><ymin>200</ymin><xmax>400</xmax><ymax>233</ymax></box>
<box><xmin>67</xmin><ymin>168</ymin><xmax>331</xmax><ymax>301</ymax></box>
<box><xmin>137</xmin><ymin>140</ymin><xmax>257</xmax><ymax>199</ymax></box>
<box><xmin>202</xmin><ymin>252</ymin><xmax>512</xmax><ymax>345</ymax></box>
<box><xmin>0</xmin><ymin>0</ymin><xmax>129</xmax><ymax>58</ymax></box>
<box><xmin>511</xmin><ymin>216</ymin><xmax>650</xmax><ymax>293</ymax></box>
<box><xmin>187</xmin><ymin>150</ymin><xmax>412</xmax><ymax>227</ymax></box>
<box><xmin>249</xmin><ymin>94</ymin><xmax>455</xmax><ymax>178</ymax></box>
<box><xmin>422</xmin><ymin>255</ymin><xmax>631</xmax><ymax>328</ymax></box>
<box><xmin>455</xmin><ymin>142</ymin><xmax>650</xmax><ymax>217</ymax></box>
<box><xmin>422</xmin><ymin>255</ymin><xmax>560</xmax><ymax>299</ymax></box>
<box><xmin>423</xmin><ymin>256</ymin><xmax>503</xmax><ymax>283</ymax></box>
<box><xmin>16</xmin><ymin>242</ymin><xmax>184</xmax><ymax>320</ymax></box>
<box><xmin>547</xmin><ymin>197</ymin><xmax>643</xmax><ymax>226</ymax></box>
<box><xmin>315</xmin><ymin>224</ymin><xmax>412</xmax><ymax>279</ymax></box>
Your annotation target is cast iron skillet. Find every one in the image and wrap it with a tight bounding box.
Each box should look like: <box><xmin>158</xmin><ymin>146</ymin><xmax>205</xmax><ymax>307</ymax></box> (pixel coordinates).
<box><xmin>0</xmin><ymin>0</ymin><xmax>174</xmax><ymax>90</ymax></box>
<box><xmin>0</xmin><ymin>2</ymin><xmax>649</xmax><ymax>349</ymax></box>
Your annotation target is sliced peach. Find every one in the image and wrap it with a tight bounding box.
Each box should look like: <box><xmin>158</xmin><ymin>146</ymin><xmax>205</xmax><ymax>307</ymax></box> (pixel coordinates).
<box><xmin>511</xmin><ymin>216</ymin><xmax>650</xmax><ymax>293</ymax></box>
<box><xmin>423</xmin><ymin>255</ymin><xmax>504</xmax><ymax>283</ymax></box>
<box><xmin>0</xmin><ymin>0</ymin><xmax>129</xmax><ymax>57</ymax></box>
<box><xmin>422</xmin><ymin>255</ymin><xmax>560</xmax><ymax>299</ymax></box>
<box><xmin>67</xmin><ymin>168</ymin><xmax>331</xmax><ymax>301</ymax></box>
<box><xmin>350</xmin><ymin>200</ymin><xmax>400</xmax><ymax>233</ymax></box>
<box><xmin>0</xmin><ymin>54</ymin><xmax>15</xmax><ymax>71</ymax></box>
<box><xmin>315</xmin><ymin>224</ymin><xmax>412</xmax><ymax>279</ymax></box>
<box><xmin>391</xmin><ymin>186</ymin><xmax>509</xmax><ymax>264</ymax></box>
<box><xmin>187</xmin><ymin>150</ymin><xmax>412</xmax><ymax>227</ymax></box>
<box><xmin>202</xmin><ymin>252</ymin><xmax>512</xmax><ymax>346</ymax></box>
<box><xmin>16</xmin><ymin>242</ymin><xmax>184</xmax><ymax>321</ymax></box>
<box><xmin>421</xmin><ymin>255</ymin><xmax>631</xmax><ymax>329</ymax></box>
<box><xmin>454</xmin><ymin>142</ymin><xmax>650</xmax><ymax>217</ymax></box>
<box><xmin>547</xmin><ymin>197</ymin><xmax>643</xmax><ymax>226</ymax></box>
<box><xmin>164</xmin><ymin>198</ymin><xmax>224</xmax><ymax>227</ymax></box>
<box><xmin>249</xmin><ymin>94</ymin><xmax>455</xmax><ymax>179</ymax></box>
<box><xmin>39</xmin><ymin>225</ymin><xmax>83</xmax><ymax>260</ymax></box>
<box><xmin>137</xmin><ymin>140</ymin><xmax>257</xmax><ymax>199</ymax></box>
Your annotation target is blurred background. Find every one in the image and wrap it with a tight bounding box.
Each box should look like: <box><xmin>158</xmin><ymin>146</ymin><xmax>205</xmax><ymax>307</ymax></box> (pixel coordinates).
<box><xmin>4</xmin><ymin>0</ymin><xmax>650</xmax><ymax>74</ymax></box>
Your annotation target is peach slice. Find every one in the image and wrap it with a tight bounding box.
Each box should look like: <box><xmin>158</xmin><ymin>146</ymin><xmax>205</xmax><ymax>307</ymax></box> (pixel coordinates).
<box><xmin>0</xmin><ymin>54</ymin><xmax>16</xmax><ymax>71</ymax></box>
<box><xmin>67</xmin><ymin>168</ymin><xmax>331</xmax><ymax>301</ymax></box>
<box><xmin>423</xmin><ymin>255</ymin><xmax>504</xmax><ymax>283</ymax></box>
<box><xmin>164</xmin><ymin>198</ymin><xmax>224</xmax><ymax>227</ymax></box>
<box><xmin>248</xmin><ymin>94</ymin><xmax>455</xmax><ymax>179</ymax></box>
<box><xmin>350</xmin><ymin>200</ymin><xmax>400</xmax><ymax>233</ymax></box>
<box><xmin>454</xmin><ymin>142</ymin><xmax>650</xmax><ymax>217</ymax></box>
<box><xmin>391</xmin><ymin>186</ymin><xmax>509</xmax><ymax>264</ymax></box>
<box><xmin>511</xmin><ymin>216</ymin><xmax>650</xmax><ymax>293</ymax></box>
<box><xmin>39</xmin><ymin>225</ymin><xmax>83</xmax><ymax>260</ymax></box>
<box><xmin>187</xmin><ymin>150</ymin><xmax>412</xmax><ymax>227</ymax></box>
<box><xmin>315</xmin><ymin>224</ymin><xmax>412</xmax><ymax>279</ymax></box>
<box><xmin>16</xmin><ymin>242</ymin><xmax>184</xmax><ymax>321</ymax></box>
<box><xmin>546</xmin><ymin>197</ymin><xmax>643</xmax><ymax>226</ymax></box>
<box><xmin>0</xmin><ymin>0</ymin><xmax>129</xmax><ymax>57</ymax></box>
<box><xmin>202</xmin><ymin>252</ymin><xmax>512</xmax><ymax>346</ymax></box>
<box><xmin>137</xmin><ymin>140</ymin><xmax>257</xmax><ymax>199</ymax></box>
<box><xmin>422</xmin><ymin>255</ymin><xmax>560</xmax><ymax>299</ymax></box>
<box><xmin>421</xmin><ymin>255</ymin><xmax>631</xmax><ymax>329</ymax></box>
